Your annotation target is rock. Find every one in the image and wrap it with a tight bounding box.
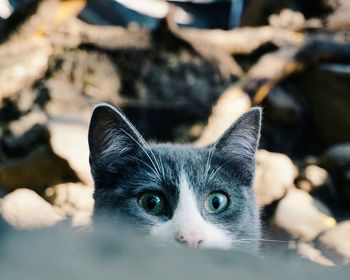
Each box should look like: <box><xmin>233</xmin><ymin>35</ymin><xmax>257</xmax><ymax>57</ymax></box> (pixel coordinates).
<box><xmin>0</xmin><ymin>188</ymin><xmax>6</xmax><ymax>198</ymax></box>
<box><xmin>0</xmin><ymin>38</ymin><xmax>51</xmax><ymax>100</ymax></box>
<box><xmin>296</xmin><ymin>165</ymin><xmax>331</xmax><ymax>193</ymax></box>
<box><xmin>0</xmin><ymin>146</ymin><xmax>79</xmax><ymax>193</ymax></box>
<box><xmin>320</xmin><ymin>143</ymin><xmax>350</xmax><ymax>206</ymax></box>
<box><xmin>269</xmin><ymin>9</ymin><xmax>305</xmax><ymax>31</ymax></box>
<box><xmin>48</xmin><ymin>115</ymin><xmax>93</xmax><ymax>186</ymax></box>
<box><xmin>241</xmin><ymin>0</ymin><xmax>291</xmax><ymax>26</ymax></box>
<box><xmin>0</xmin><ymin>88</ymin><xmax>43</xmax><ymax>126</ymax></box>
<box><xmin>195</xmin><ymin>86</ymin><xmax>251</xmax><ymax>147</ymax></box>
<box><xmin>254</xmin><ymin>150</ymin><xmax>298</xmax><ymax>207</ymax></box>
<box><xmin>265</xmin><ymin>86</ymin><xmax>302</xmax><ymax>124</ymax></box>
<box><xmin>296</xmin><ymin>63</ymin><xmax>350</xmax><ymax>145</ymax></box>
<box><xmin>0</xmin><ymin>0</ymin><xmax>40</xmax><ymax>35</ymax></box>
<box><xmin>296</xmin><ymin>242</ymin><xmax>334</xmax><ymax>266</ymax></box>
<box><xmin>318</xmin><ymin>221</ymin><xmax>350</xmax><ymax>263</ymax></box>
<box><xmin>321</xmin><ymin>143</ymin><xmax>350</xmax><ymax>169</ymax></box>
<box><xmin>0</xmin><ymin>0</ymin><xmax>38</xmax><ymax>20</ymax></box>
<box><xmin>303</xmin><ymin>165</ymin><xmax>329</xmax><ymax>188</ymax></box>
<box><xmin>56</xmin><ymin>50</ymin><xmax>120</xmax><ymax>103</ymax></box>
<box><xmin>12</xmin><ymin>88</ymin><xmax>38</xmax><ymax>113</ymax></box>
<box><xmin>0</xmin><ymin>189</ymin><xmax>64</xmax><ymax>229</ymax></box>
<box><xmin>42</xmin><ymin>79</ymin><xmax>87</xmax><ymax>117</ymax></box>
<box><xmin>326</xmin><ymin>0</ymin><xmax>350</xmax><ymax>31</ymax></box>
<box><xmin>0</xmin><ymin>111</ymin><xmax>90</xmax><ymax>192</ymax></box>
<box><xmin>0</xmin><ymin>1</ymin><xmax>13</xmax><ymax>20</ymax></box>
<box><xmin>247</xmin><ymin>47</ymin><xmax>299</xmax><ymax>84</ymax></box>
<box><xmin>295</xmin><ymin>180</ymin><xmax>313</xmax><ymax>193</ymax></box>
<box><xmin>45</xmin><ymin>183</ymin><xmax>93</xmax><ymax>227</ymax></box>
<box><xmin>1</xmin><ymin>123</ymin><xmax>49</xmax><ymax>157</ymax></box>
<box><xmin>44</xmin><ymin>50</ymin><xmax>120</xmax><ymax>117</ymax></box>
<box><xmin>274</xmin><ymin>189</ymin><xmax>336</xmax><ymax>240</ymax></box>
<box><xmin>8</xmin><ymin>109</ymin><xmax>48</xmax><ymax>137</ymax></box>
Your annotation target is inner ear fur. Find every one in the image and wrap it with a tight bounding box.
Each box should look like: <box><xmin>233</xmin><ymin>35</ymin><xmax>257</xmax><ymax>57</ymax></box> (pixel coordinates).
<box><xmin>214</xmin><ymin>108</ymin><xmax>262</xmax><ymax>161</ymax></box>
<box><xmin>88</xmin><ymin>104</ymin><xmax>146</xmax><ymax>163</ymax></box>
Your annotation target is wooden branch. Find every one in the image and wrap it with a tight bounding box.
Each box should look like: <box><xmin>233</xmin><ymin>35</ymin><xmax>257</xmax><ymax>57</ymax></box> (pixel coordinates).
<box><xmin>245</xmin><ymin>37</ymin><xmax>350</xmax><ymax>104</ymax></box>
<box><xmin>53</xmin><ymin>18</ymin><xmax>152</xmax><ymax>51</ymax></box>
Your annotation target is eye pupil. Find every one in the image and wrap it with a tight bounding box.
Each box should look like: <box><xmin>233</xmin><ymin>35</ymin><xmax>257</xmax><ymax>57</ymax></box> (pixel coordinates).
<box><xmin>139</xmin><ymin>193</ymin><xmax>165</xmax><ymax>215</ymax></box>
<box><xmin>212</xmin><ymin>196</ymin><xmax>220</xmax><ymax>209</ymax></box>
<box><xmin>204</xmin><ymin>192</ymin><xmax>228</xmax><ymax>214</ymax></box>
<box><xmin>146</xmin><ymin>196</ymin><xmax>158</xmax><ymax>210</ymax></box>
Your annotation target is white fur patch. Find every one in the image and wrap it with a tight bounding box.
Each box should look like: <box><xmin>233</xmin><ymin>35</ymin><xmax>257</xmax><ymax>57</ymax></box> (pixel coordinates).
<box><xmin>150</xmin><ymin>172</ymin><xmax>233</xmax><ymax>249</ymax></box>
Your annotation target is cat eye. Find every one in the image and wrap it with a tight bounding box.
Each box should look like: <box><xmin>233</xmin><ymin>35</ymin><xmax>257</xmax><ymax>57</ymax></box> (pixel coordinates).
<box><xmin>139</xmin><ymin>192</ymin><xmax>165</xmax><ymax>215</ymax></box>
<box><xmin>204</xmin><ymin>192</ymin><xmax>229</xmax><ymax>214</ymax></box>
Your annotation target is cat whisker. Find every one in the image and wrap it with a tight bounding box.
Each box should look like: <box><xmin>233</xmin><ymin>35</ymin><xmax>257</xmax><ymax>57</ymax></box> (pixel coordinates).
<box><xmin>155</xmin><ymin>151</ymin><xmax>166</xmax><ymax>179</ymax></box>
<box><xmin>129</xmin><ymin>130</ymin><xmax>165</xmax><ymax>180</ymax></box>
<box><xmin>235</xmin><ymin>239</ymin><xmax>289</xmax><ymax>243</ymax></box>
<box><xmin>232</xmin><ymin>240</ymin><xmax>252</xmax><ymax>244</ymax></box>
<box><xmin>142</xmin><ymin>142</ymin><xmax>164</xmax><ymax>179</ymax></box>
<box><xmin>204</xmin><ymin>145</ymin><xmax>216</xmax><ymax>181</ymax></box>
<box><xmin>116</xmin><ymin>110</ymin><xmax>165</xmax><ymax>180</ymax></box>
<box><xmin>120</xmin><ymin>128</ymin><xmax>162</xmax><ymax>180</ymax></box>
<box><xmin>207</xmin><ymin>160</ymin><xmax>231</xmax><ymax>182</ymax></box>
<box><xmin>129</xmin><ymin>156</ymin><xmax>163</xmax><ymax>181</ymax></box>
<box><xmin>204</xmin><ymin>148</ymin><xmax>210</xmax><ymax>180</ymax></box>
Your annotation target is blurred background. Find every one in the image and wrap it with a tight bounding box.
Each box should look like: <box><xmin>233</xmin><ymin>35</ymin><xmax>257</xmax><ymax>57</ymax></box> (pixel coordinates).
<box><xmin>0</xmin><ymin>0</ymin><xmax>350</xmax><ymax>267</ymax></box>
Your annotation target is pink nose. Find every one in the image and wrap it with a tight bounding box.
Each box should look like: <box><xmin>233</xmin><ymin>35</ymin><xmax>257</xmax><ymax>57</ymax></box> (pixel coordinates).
<box><xmin>175</xmin><ymin>233</ymin><xmax>204</xmax><ymax>248</ymax></box>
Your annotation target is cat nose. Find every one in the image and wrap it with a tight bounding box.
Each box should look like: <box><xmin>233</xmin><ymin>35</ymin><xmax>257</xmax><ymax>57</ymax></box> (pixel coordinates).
<box><xmin>175</xmin><ymin>233</ymin><xmax>204</xmax><ymax>248</ymax></box>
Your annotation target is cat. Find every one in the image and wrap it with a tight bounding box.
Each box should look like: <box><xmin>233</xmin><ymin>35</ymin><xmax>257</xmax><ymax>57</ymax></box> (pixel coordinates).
<box><xmin>88</xmin><ymin>103</ymin><xmax>262</xmax><ymax>252</ymax></box>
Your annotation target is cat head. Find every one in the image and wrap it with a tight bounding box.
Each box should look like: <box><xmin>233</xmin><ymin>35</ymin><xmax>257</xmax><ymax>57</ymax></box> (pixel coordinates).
<box><xmin>89</xmin><ymin>104</ymin><xmax>262</xmax><ymax>252</ymax></box>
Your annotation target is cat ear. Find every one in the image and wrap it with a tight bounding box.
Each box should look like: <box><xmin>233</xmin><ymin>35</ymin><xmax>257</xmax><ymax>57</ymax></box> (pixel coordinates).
<box><xmin>88</xmin><ymin>104</ymin><xmax>145</xmax><ymax>167</ymax></box>
<box><xmin>214</xmin><ymin>108</ymin><xmax>262</xmax><ymax>161</ymax></box>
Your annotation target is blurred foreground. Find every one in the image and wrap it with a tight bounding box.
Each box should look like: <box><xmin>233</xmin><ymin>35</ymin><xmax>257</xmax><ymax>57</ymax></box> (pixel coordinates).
<box><xmin>1</xmin><ymin>0</ymin><xmax>350</xmax><ymax>267</ymax></box>
<box><xmin>1</xmin><ymin>221</ymin><xmax>350</xmax><ymax>279</ymax></box>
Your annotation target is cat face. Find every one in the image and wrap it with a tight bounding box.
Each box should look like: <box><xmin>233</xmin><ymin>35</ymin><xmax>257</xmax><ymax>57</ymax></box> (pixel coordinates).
<box><xmin>89</xmin><ymin>104</ymin><xmax>262</xmax><ymax>252</ymax></box>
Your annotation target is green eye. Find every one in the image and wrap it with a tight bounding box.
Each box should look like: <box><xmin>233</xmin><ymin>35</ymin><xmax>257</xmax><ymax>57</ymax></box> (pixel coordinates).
<box><xmin>205</xmin><ymin>192</ymin><xmax>229</xmax><ymax>214</ymax></box>
<box><xmin>139</xmin><ymin>193</ymin><xmax>165</xmax><ymax>215</ymax></box>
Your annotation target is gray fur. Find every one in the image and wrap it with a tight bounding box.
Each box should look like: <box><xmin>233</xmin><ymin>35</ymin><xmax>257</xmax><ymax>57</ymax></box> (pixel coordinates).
<box><xmin>88</xmin><ymin>104</ymin><xmax>262</xmax><ymax>252</ymax></box>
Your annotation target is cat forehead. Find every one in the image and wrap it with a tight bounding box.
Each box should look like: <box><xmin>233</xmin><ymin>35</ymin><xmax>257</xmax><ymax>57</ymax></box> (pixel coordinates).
<box><xmin>146</xmin><ymin>144</ymin><xmax>237</xmax><ymax>187</ymax></box>
<box><xmin>150</xmin><ymin>144</ymin><xmax>210</xmax><ymax>172</ymax></box>
<box><xmin>152</xmin><ymin>144</ymin><xmax>206</xmax><ymax>157</ymax></box>
<box><xmin>150</xmin><ymin>144</ymin><xmax>243</xmax><ymax>175</ymax></box>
